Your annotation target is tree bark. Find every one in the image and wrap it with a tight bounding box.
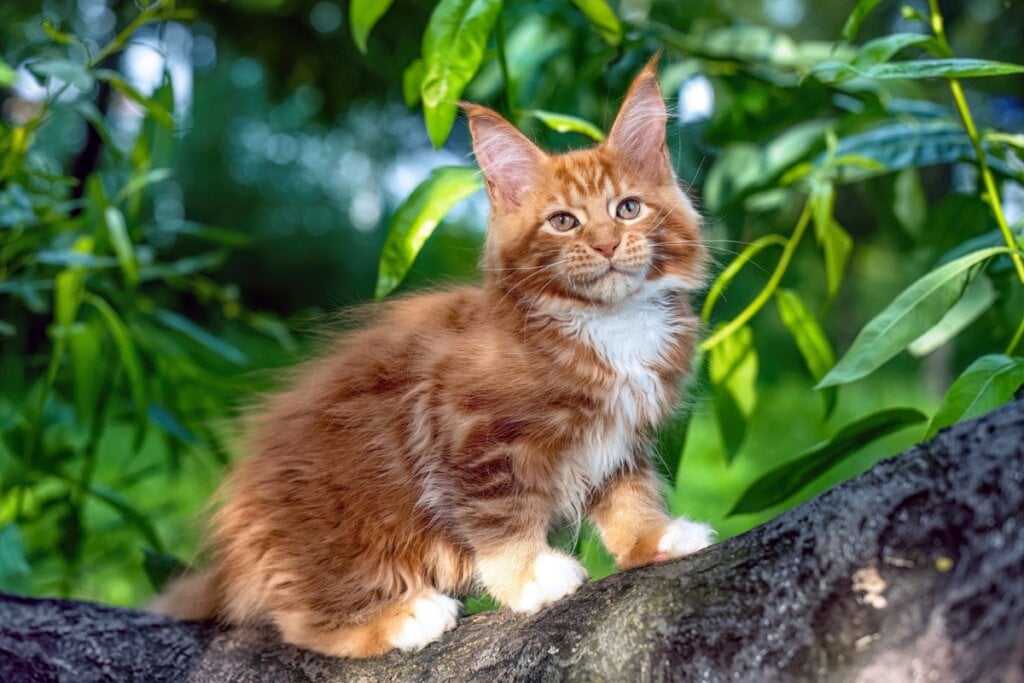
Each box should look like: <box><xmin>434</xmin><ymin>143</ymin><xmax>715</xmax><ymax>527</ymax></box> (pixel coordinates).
<box><xmin>3</xmin><ymin>400</ymin><xmax>1023</xmax><ymax>682</ymax></box>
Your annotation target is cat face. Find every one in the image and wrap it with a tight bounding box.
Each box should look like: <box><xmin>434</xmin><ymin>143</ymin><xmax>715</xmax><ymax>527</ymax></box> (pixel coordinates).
<box><xmin>466</xmin><ymin>60</ymin><xmax>705</xmax><ymax>308</ymax></box>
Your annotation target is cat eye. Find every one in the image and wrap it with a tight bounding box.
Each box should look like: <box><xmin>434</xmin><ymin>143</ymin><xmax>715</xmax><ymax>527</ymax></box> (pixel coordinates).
<box><xmin>549</xmin><ymin>212</ymin><xmax>580</xmax><ymax>232</ymax></box>
<box><xmin>616</xmin><ymin>198</ymin><xmax>642</xmax><ymax>220</ymax></box>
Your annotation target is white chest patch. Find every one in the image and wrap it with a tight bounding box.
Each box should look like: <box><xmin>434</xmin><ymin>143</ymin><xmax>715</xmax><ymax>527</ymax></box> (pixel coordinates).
<box><xmin>554</xmin><ymin>283</ymin><xmax>684</xmax><ymax>521</ymax></box>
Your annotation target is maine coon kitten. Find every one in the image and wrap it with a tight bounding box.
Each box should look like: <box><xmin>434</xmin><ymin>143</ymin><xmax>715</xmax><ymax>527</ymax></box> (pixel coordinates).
<box><xmin>154</xmin><ymin>60</ymin><xmax>714</xmax><ymax>658</ymax></box>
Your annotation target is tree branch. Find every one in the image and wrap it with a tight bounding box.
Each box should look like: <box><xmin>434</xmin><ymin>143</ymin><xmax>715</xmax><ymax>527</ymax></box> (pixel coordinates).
<box><xmin>2</xmin><ymin>400</ymin><xmax>1023</xmax><ymax>682</ymax></box>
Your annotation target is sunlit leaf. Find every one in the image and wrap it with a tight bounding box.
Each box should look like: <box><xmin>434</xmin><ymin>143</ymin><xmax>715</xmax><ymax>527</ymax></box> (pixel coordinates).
<box><xmin>152</xmin><ymin>308</ymin><xmax>248</xmax><ymax>366</ymax></box>
<box><xmin>775</xmin><ymin>289</ymin><xmax>837</xmax><ymax>414</ymax></box>
<box><xmin>818</xmin><ymin>247</ymin><xmax>1010</xmax><ymax>388</ymax></box>
<box><xmin>85</xmin><ymin>293</ymin><xmax>147</xmax><ymax>441</ymax></box>
<box><xmin>69</xmin><ymin>319</ymin><xmax>103</xmax><ymax>424</ymax></box>
<box><xmin>839</xmin><ymin>0</ymin><xmax>884</xmax><ymax>42</ymax></box>
<box><xmin>97</xmin><ymin>70</ymin><xmax>176</xmax><ymax>129</ymax></box>
<box><xmin>420</xmin><ymin>0</ymin><xmax>502</xmax><ymax>148</ymax></box>
<box><xmin>403</xmin><ymin>58</ymin><xmax>425</xmax><ymax>108</ymax></box>
<box><xmin>350</xmin><ymin>0</ymin><xmax>395</xmax><ymax>54</ymax></box>
<box><xmin>729</xmin><ymin>407</ymin><xmax>927</xmax><ymax>515</ymax></box>
<box><xmin>53</xmin><ymin>236</ymin><xmax>94</xmax><ymax>330</ymax></box>
<box><xmin>0</xmin><ymin>58</ymin><xmax>16</xmax><ymax>87</ymax></box>
<box><xmin>810</xmin><ymin>181</ymin><xmax>852</xmax><ymax>303</ymax></box>
<box><xmin>526</xmin><ymin>109</ymin><xmax>605</xmax><ymax>141</ymax></box>
<box><xmin>375</xmin><ymin>166</ymin><xmax>482</xmax><ymax>299</ymax></box>
<box><xmin>926</xmin><ymin>354</ymin><xmax>1024</xmax><ymax>438</ymax></box>
<box><xmin>709</xmin><ymin>325</ymin><xmax>758</xmax><ymax>463</ymax></box>
<box><xmin>113</xmin><ymin>168</ymin><xmax>173</xmax><ymax>205</ymax></box>
<box><xmin>104</xmin><ymin>206</ymin><xmax>138</xmax><ymax>286</ymax></box>
<box><xmin>908</xmin><ymin>275</ymin><xmax>996</xmax><ymax>357</ymax></box>
<box><xmin>570</xmin><ymin>0</ymin><xmax>622</xmax><ymax>46</ymax></box>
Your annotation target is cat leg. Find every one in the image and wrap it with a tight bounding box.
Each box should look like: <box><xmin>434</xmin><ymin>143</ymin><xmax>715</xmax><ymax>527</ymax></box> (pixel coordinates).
<box><xmin>272</xmin><ymin>589</ymin><xmax>461</xmax><ymax>658</ymax></box>
<box><xmin>588</xmin><ymin>465</ymin><xmax>714</xmax><ymax>570</ymax></box>
<box><xmin>464</xmin><ymin>498</ymin><xmax>587</xmax><ymax>614</ymax></box>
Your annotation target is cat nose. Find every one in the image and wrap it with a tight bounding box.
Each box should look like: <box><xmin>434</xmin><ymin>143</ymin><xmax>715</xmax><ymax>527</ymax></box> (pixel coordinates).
<box><xmin>591</xmin><ymin>239</ymin><xmax>621</xmax><ymax>259</ymax></box>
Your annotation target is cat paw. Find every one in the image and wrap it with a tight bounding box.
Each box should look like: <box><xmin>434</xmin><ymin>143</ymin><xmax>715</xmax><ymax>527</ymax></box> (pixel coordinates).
<box><xmin>389</xmin><ymin>593</ymin><xmax>462</xmax><ymax>652</ymax></box>
<box><xmin>510</xmin><ymin>551</ymin><xmax>587</xmax><ymax>614</ymax></box>
<box><xmin>656</xmin><ymin>517</ymin><xmax>715</xmax><ymax>561</ymax></box>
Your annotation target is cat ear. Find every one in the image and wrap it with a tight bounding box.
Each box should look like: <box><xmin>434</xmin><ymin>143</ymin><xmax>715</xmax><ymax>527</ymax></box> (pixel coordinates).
<box><xmin>463</xmin><ymin>104</ymin><xmax>546</xmax><ymax>209</ymax></box>
<box><xmin>606</xmin><ymin>57</ymin><xmax>673</xmax><ymax>182</ymax></box>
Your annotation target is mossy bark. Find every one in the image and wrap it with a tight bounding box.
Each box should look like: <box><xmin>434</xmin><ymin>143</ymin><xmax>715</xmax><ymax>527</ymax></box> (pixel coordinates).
<box><xmin>3</xmin><ymin>400</ymin><xmax>1022</xmax><ymax>682</ymax></box>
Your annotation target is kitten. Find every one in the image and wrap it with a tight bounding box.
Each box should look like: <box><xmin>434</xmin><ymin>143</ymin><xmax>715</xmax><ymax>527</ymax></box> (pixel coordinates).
<box><xmin>153</xmin><ymin>59</ymin><xmax>714</xmax><ymax>658</ymax></box>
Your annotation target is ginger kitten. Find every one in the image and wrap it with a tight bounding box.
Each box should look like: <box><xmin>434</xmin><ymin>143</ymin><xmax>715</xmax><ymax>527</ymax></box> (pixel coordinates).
<box><xmin>153</xmin><ymin>60</ymin><xmax>714</xmax><ymax>658</ymax></box>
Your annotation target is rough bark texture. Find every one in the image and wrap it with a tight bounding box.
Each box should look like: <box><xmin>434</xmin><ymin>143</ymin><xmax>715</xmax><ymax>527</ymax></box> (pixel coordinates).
<box><xmin>2</xmin><ymin>401</ymin><xmax>1023</xmax><ymax>682</ymax></box>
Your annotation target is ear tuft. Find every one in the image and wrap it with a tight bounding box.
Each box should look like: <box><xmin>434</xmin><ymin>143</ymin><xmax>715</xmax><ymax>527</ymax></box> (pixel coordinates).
<box><xmin>463</xmin><ymin>103</ymin><xmax>547</xmax><ymax>209</ymax></box>
<box><xmin>606</xmin><ymin>56</ymin><xmax>672</xmax><ymax>182</ymax></box>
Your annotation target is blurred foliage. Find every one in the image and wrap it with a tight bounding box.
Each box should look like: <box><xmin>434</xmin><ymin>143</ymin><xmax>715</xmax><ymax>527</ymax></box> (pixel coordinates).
<box><xmin>1</xmin><ymin>0</ymin><xmax>1023</xmax><ymax>609</ymax></box>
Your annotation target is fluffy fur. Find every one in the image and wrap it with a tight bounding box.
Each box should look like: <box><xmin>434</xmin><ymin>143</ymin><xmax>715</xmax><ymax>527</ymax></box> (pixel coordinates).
<box><xmin>152</xmin><ymin>59</ymin><xmax>714</xmax><ymax>658</ymax></box>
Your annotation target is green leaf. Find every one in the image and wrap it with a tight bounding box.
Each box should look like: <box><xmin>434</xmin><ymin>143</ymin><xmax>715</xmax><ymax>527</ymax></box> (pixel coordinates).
<box><xmin>927</xmin><ymin>354</ymin><xmax>1024</xmax><ymax>438</ymax></box>
<box><xmin>839</xmin><ymin>0</ymin><xmax>884</xmax><ymax>42</ymax></box>
<box><xmin>0</xmin><ymin>58</ymin><xmax>17</xmax><ymax>88</ymax></box>
<box><xmin>420</xmin><ymin>0</ymin><xmax>502</xmax><ymax>148</ymax></box>
<box><xmin>810</xmin><ymin>181</ymin><xmax>852</xmax><ymax>302</ymax></box>
<box><xmin>375</xmin><ymin>166</ymin><xmax>482</xmax><ymax>299</ymax></box>
<box><xmin>403</xmin><ymin>58</ymin><xmax>425</xmax><ymax>108</ymax></box>
<box><xmin>152</xmin><ymin>308</ymin><xmax>249</xmax><ymax>366</ymax></box>
<box><xmin>775</xmin><ymin>289</ymin><xmax>837</xmax><ymax>414</ymax></box>
<box><xmin>570</xmin><ymin>0</ymin><xmax>623</xmax><ymax>46</ymax></box>
<box><xmin>709</xmin><ymin>325</ymin><xmax>758</xmax><ymax>463</ymax></box>
<box><xmin>814</xmin><ymin>58</ymin><xmax>1024</xmax><ymax>84</ymax></box>
<box><xmin>818</xmin><ymin>247</ymin><xmax>1010</xmax><ymax>388</ymax></box>
<box><xmin>53</xmin><ymin>236</ymin><xmax>94</xmax><ymax>331</ymax></box>
<box><xmin>86</xmin><ymin>483</ymin><xmax>163</xmax><ymax>551</ymax></box>
<box><xmin>826</xmin><ymin>121</ymin><xmax>1023</xmax><ymax>185</ymax></box>
<box><xmin>908</xmin><ymin>275</ymin><xmax>996</xmax><ymax>357</ymax></box>
<box><xmin>104</xmin><ymin>206</ymin><xmax>139</xmax><ymax>286</ymax></box>
<box><xmin>69</xmin><ymin>319</ymin><xmax>104</xmax><ymax>425</ymax></box>
<box><xmin>350</xmin><ymin>0</ymin><xmax>395</xmax><ymax>54</ymax></box>
<box><xmin>113</xmin><ymin>168</ymin><xmax>173</xmax><ymax>205</ymax></box>
<box><xmin>85</xmin><ymin>293</ymin><xmax>147</xmax><ymax>440</ymax></box>
<box><xmin>729</xmin><ymin>407</ymin><xmax>927</xmax><ymax>515</ymax></box>
<box><xmin>29</xmin><ymin>58</ymin><xmax>94</xmax><ymax>91</ymax></box>
<box><xmin>852</xmin><ymin>33</ymin><xmax>936</xmax><ymax>67</ymax></box>
<box><xmin>526</xmin><ymin>109</ymin><xmax>605</xmax><ymax>141</ymax></box>
<box><xmin>96</xmin><ymin>69</ymin><xmax>175</xmax><ymax>130</ymax></box>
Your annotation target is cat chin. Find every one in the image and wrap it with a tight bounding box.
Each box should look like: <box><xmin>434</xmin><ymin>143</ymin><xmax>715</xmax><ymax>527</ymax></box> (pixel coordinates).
<box><xmin>579</xmin><ymin>270</ymin><xmax>644</xmax><ymax>304</ymax></box>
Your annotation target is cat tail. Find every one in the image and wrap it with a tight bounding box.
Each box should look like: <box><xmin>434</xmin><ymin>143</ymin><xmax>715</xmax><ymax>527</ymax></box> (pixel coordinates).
<box><xmin>149</xmin><ymin>568</ymin><xmax>221</xmax><ymax>621</ymax></box>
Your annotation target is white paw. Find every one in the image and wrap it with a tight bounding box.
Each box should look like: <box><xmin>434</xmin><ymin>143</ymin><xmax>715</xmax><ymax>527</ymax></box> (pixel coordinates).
<box><xmin>510</xmin><ymin>551</ymin><xmax>587</xmax><ymax>614</ymax></box>
<box><xmin>389</xmin><ymin>593</ymin><xmax>461</xmax><ymax>651</ymax></box>
<box><xmin>657</xmin><ymin>517</ymin><xmax>715</xmax><ymax>559</ymax></box>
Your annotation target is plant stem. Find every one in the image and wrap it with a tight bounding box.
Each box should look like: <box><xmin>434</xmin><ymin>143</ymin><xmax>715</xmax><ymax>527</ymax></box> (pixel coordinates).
<box><xmin>1007</xmin><ymin>315</ymin><xmax>1024</xmax><ymax>356</ymax></box>
<box><xmin>928</xmin><ymin>0</ymin><xmax>1024</xmax><ymax>286</ymax></box>
<box><xmin>701</xmin><ymin>201</ymin><xmax>813</xmax><ymax>351</ymax></box>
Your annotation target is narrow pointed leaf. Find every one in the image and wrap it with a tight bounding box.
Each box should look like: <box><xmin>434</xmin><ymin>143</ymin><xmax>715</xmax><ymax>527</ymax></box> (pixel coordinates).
<box><xmin>84</xmin><ymin>293</ymin><xmax>147</xmax><ymax>441</ymax></box>
<box><xmin>775</xmin><ymin>289</ymin><xmax>837</xmax><ymax>413</ymax></box>
<box><xmin>526</xmin><ymin>110</ymin><xmax>605</xmax><ymax>141</ymax></box>
<box><xmin>709</xmin><ymin>325</ymin><xmax>758</xmax><ymax>463</ymax></box>
<box><xmin>729</xmin><ymin>407</ymin><xmax>927</xmax><ymax>515</ymax></box>
<box><xmin>375</xmin><ymin>166</ymin><xmax>482</xmax><ymax>299</ymax></box>
<box><xmin>350</xmin><ymin>0</ymin><xmax>395</xmax><ymax>54</ymax></box>
<box><xmin>403</xmin><ymin>58</ymin><xmax>425</xmax><ymax>108</ymax></box>
<box><xmin>852</xmin><ymin>33</ymin><xmax>936</xmax><ymax>67</ymax></box>
<box><xmin>570</xmin><ymin>0</ymin><xmax>623</xmax><ymax>46</ymax></box>
<box><xmin>908</xmin><ymin>275</ymin><xmax>996</xmax><ymax>357</ymax></box>
<box><xmin>839</xmin><ymin>0</ymin><xmax>884</xmax><ymax>42</ymax></box>
<box><xmin>818</xmin><ymin>247</ymin><xmax>1009</xmax><ymax>388</ymax></box>
<box><xmin>927</xmin><ymin>355</ymin><xmax>1024</xmax><ymax>438</ymax></box>
<box><xmin>104</xmin><ymin>206</ymin><xmax>138</xmax><ymax>286</ymax></box>
<box><xmin>420</xmin><ymin>0</ymin><xmax>502</xmax><ymax>148</ymax></box>
<box><xmin>152</xmin><ymin>308</ymin><xmax>248</xmax><ymax>366</ymax></box>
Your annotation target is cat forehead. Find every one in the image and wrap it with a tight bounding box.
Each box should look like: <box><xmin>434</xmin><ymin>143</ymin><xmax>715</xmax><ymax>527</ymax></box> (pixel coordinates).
<box><xmin>543</xmin><ymin>147</ymin><xmax>637</xmax><ymax>203</ymax></box>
